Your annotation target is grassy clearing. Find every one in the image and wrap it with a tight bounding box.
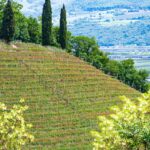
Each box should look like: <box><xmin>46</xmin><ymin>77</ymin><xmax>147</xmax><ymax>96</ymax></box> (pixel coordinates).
<box><xmin>0</xmin><ymin>41</ymin><xmax>63</xmax><ymax>52</ymax></box>
<box><xmin>0</xmin><ymin>42</ymin><xmax>140</xmax><ymax>149</ymax></box>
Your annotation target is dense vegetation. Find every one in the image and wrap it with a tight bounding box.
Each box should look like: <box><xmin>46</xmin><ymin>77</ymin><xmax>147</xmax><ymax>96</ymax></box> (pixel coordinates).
<box><xmin>0</xmin><ymin>99</ymin><xmax>34</xmax><ymax>149</ymax></box>
<box><xmin>42</xmin><ymin>0</ymin><xmax>52</xmax><ymax>46</ymax></box>
<box><xmin>0</xmin><ymin>42</ymin><xmax>140</xmax><ymax>149</ymax></box>
<box><xmin>0</xmin><ymin>0</ymin><xmax>149</xmax><ymax>92</ymax></box>
<box><xmin>92</xmin><ymin>92</ymin><xmax>150</xmax><ymax>150</ymax></box>
<box><xmin>1</xmin><ymin>0</ymin><xmax>14</xmax><ymax>43</ymax></box>
<box><xmin>68</xmin><ymin>36</ymin><xmax>149</xmax><ymax>92</ymax></box>
<box><xmin>59</xmin><ymin>4</ymin><xmax>67</xmax><ymax>49</ymax></box>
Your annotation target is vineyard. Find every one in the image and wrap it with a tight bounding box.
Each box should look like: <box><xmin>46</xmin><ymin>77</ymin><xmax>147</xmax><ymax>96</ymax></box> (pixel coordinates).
<box><xmin>0</xmin><ymin>42</ymin><xmax>140</xmax><ymax>149</ymax></box>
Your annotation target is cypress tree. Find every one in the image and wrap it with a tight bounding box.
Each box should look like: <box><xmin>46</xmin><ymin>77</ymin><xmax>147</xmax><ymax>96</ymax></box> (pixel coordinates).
<box><xmin>59</xmin><ymin>4</ymin><xmax>67</xmax><ymax>49</ymax></box>
<box><xmin>42</xmin><ymin>0</ymin><xmax>52</xmax><ymax>46</ymax></box>
<box><xmin>1</xmin><ymin>0</ymin><xmax>15</xmax><ymax>43</ymax></box>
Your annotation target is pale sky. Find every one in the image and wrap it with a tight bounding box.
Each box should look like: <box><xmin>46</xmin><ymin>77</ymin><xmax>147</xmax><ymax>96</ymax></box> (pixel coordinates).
<box><xmin>15</xmin><ymin>0</ymin><xmax>72</xmax><ymax>16</ymax></box>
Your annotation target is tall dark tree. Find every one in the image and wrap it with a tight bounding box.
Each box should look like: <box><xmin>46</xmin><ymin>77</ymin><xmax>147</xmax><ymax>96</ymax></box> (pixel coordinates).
<box><xmin>42</xmin><ymin>0</ymin><xmax>52</xmax><ymax>46</ymax></box>
<box><xmin>1</xmin><ymin>0</ymin><xmax>15</xmax><ymax>43</ymax></box>
<box><xmin>59</xmin><ymin>4</ymin><xmax>67</xmax><ymax>49</ymax></box>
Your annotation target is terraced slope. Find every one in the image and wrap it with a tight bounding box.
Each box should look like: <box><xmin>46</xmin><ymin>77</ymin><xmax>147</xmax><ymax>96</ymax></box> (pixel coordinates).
<box><xmin>0</xmin><ymin>43</ymin><xmax>140</xmax><ymax>149</ymax></box>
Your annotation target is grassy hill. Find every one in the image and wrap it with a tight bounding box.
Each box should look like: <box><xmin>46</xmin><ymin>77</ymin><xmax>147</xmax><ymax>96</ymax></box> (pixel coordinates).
<box><xmin>0</xmin><ymin>42</ymin><xmax>140</xmax><ymax>149</ymax></box>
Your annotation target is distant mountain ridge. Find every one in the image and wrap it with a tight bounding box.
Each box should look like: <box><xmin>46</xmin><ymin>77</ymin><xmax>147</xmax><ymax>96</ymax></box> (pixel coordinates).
<box><xmin>15</xmin><ymin>0</ymin><xmax>150</xmax><ymax>46</ymax></box>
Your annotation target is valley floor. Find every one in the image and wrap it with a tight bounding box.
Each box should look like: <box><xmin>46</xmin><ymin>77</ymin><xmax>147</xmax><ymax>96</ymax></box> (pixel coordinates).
<box><xmin>101</xmin><ymin>46</ymin><xmax>150</xmax><ymax>81</ymax></box>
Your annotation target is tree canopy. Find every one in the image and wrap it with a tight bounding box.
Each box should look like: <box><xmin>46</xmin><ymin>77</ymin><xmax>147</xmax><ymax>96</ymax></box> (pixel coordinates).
<box><xmin>69</xmin><ymin>36</ymin><xmax>149</xmax><ymax>92</ymax></box>
<box><xmin>91</xmin><ymin>92</ymin><xmax>150</xmax><ymax>150</ymax></box>
<box><xmin>42</xmin><ymin>0</ymin><xmax>52</xmax><ymax>46</ymax></box>
<box><xmin>1</xmin><ymin>0</ymin><xmax>15</xmax><ymax>43</ymax></box>
<box><xmin>59</xmin><ymin>4</ymin><xmax>67</xmax><ymax>49</ymax></box>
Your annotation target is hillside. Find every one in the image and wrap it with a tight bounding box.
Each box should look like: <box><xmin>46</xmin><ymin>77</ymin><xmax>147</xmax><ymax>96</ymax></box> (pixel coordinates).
<box><xmin>0</xmin><ymin>42</ymin><xmax>140</xmax><ymax>149</ymax></box>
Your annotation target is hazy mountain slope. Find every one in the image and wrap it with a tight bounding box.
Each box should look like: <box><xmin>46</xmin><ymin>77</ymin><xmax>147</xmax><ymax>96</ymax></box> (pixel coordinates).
<box><xmin>15</xmin><ymin>0</ymin><xmax>150</xmax><ymax>46</ymax></box>
<box><xmin>77</xmin><ymin>0</ymin><xmax>150</xmax><ymax>8</ymax></box>
<box><xmin>0</xmin><ymin>42</ymin><xmax>140</xmax><ymax>149</ymax></box>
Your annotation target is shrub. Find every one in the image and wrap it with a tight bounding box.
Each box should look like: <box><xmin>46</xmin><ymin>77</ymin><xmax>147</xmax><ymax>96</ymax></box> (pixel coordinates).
<box><xmin>0</xmin><ymin>99</ymin><xmax>34</xmax><ymax>150</ymax></box>
<box><xmin>91</xmin><ymin>92</ymin><xmax>150</xmax><ymax>150</ymax></box>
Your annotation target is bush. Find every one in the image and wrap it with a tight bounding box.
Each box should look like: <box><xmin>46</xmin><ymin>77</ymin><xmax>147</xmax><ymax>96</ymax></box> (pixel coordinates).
<box><xmin>91</xmin><ymin>92</ymin><xmax>150</xmax><ymax>150</ymax></box>
<box><xmin>0</xmin><ymin>99</ymin><xmax>34</xmax><ymax>149</ymax></box>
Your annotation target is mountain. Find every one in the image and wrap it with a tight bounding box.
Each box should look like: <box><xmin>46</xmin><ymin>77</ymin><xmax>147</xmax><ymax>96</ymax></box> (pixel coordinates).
<box><xmin>0</xmin><ymin>42</ymin><xmax>140</xmax><ymax>149</ymax></box>
<box><xmin>15</xmin><ymin>0</ymin><xmax>150</xmax><ymax>46</ymax></box>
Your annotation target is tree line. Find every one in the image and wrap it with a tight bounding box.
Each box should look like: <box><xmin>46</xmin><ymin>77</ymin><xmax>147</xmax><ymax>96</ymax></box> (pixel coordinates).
<box><xmin>70</xmin><ymin>36</ymin><xmax>149</xmax><ymax>92</ymax></box>
<box><xmin>0</xmin><ymin>0</ymin><xmax>67</xmax><ymax>49</ymax></box>
<box><xmin>0</xmin><ymin>0</ymin><xmax>149</xmax><ymax>92</ymax></box>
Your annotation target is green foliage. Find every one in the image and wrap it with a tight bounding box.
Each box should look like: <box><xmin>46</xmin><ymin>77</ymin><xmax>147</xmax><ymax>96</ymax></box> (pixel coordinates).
<box><xmin>0</xmin><ymin>1</ymin><xmax>41</xmax><ymax>43</ymax></box>
<box><xmin>0</xmin><ymin>0</ymin><xmax>6</xmax><ymax>34</ymax></box>
<box><xmin>51</xmin><ymin>26</ymin><xmax>60</xmax><ymax>47</ymax></box>
<box><xmin>105</xmin><ymin>59</ymin><xmax>149</xmax><ymax>92</ymax></box>
<box><xmin>42</xmin><ymin>0</ymin><xmax>52</xmax><ymax>46</ymax></box>
<box><xmin>0</xmin><ymin>0</ymin><xmax>7</xmax><ymax>38</ymax></box>
<box><xmin>0</xmin><ymin>99</ymin><xmax>34</xmax><ymax>150</ymax></box>
<box><xmin>28</xmin><ymin>17</ymin><xmax>41</xmax><ymax>44</ymax></box>
<box><xmin>59</xmin><ymin>4</ymin><xmax>67</xmax><ymax>49</ymax></box>
<box><xmin>0</xmin><ymin>0</ymin><xmax>6</xmax><ymax>11</ymax></box>
<box><xmin>14</xmin><ymin>13</ymin><xmax>29</xmax><ymax>42</ymax></box>
<box><xmin>69</xmin><ymin>36</ymin><xmax>108</xmax><ymax>68</ymax></box>
<box><xmin>88</xmin><ymin>48</ymin><xmax>109</xmax><ymax>69</ymax></box>
<box><xmin>70</xmin><ymin>36</ymin><xmax>96</xmax><ymax>57</ymax></box>
<box><xmin>0</xmin><ymin>0</ymin><xmax>30</xmax><ymax>43</ymax></box>
<box><xmin>104</xmin><ymin>60</ymin><xmax>120</xmax><ymax>77</ymax></box>
<box><xmin>1</xmin><ymin>0</ymin><xmax>15</xmax><ymax>43</ymax></box>
<box><xmin>69</xmin><ymin>35</ymin><xmax>149</xmax><ymax>92</ymax></box>
<box><xmin>11</xmin><ymin>1</ymin><xmax>29</xmax><ymax>43</ymax></box>
<box><xmin>91</xmin><ymin>92</ymin><xmax>150</xmax><ymax>150</ymax></box>
<box><xmin>51</xmin><ymin>26</ymin><xmax>72</xmax><ymax>48</ymax></box>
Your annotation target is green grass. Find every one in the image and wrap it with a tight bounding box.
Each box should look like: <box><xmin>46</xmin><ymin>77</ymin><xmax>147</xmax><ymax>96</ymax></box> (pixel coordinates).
<box><xmin>0</xmin><ymin>42</ymin><xmax>140</xmax><ymax>149</ymax></box>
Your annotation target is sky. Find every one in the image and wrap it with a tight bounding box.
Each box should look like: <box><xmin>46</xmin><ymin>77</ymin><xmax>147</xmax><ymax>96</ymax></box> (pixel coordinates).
<box><xmin>15</xmin><ymin>0</ymin><xmax>71</xmax><ymax>17</ymax></box>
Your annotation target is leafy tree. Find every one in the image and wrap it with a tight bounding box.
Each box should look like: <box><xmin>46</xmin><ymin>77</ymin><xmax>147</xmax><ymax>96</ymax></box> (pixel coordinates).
<box><xmin>133</xmin><ymin>70</ymin><xmax>149</xmax><ymax>93</ymax></box>
<box><xmin>0</xmin><ymin>0</ymin><xmax>6</xmax><ymax>12</ymax></box>
<box><xmin>14</xmin><ymin>13</ymin><xmax>29</xmax><ymax>42</ymax></box>
<box><xmin>69</xmin><ymin>36</ymin><xmax>109</xmax><ymax>68</ymax></box>
<box><xmin>9</xmin><ymin>1</ymin><xmax>28</xmax><ymax>42</ymax></box>
<box><xmin>1</xmin><ymin>0</ymin><xmax>15</xmax><ymax>43</ymax></box>
<box><xmin>91</xmin><ymin>92</ymin><xmax>150</xmax><ymax>150</ymax></box>
<box><xmin>59</xmin><ymin>4</ymin><xmax>67</xmax><ymax>49</ymax></box>
<box><xmin>104</xmin><ymin>60</ymin><xmax>120</xmax><ymax>77</ymax></box>
<box><xmin>0</xmin><ymin>0</ymin><xmax>29</xmax><ymax>42</ymax></box>
<box><xmin>0</xmin><ymin>99</ymin><xmax>34</xmax><ymax>149</ymax></box>
<box><xmin>118</xmin><ymin>59</ymin><xmax>149</xmax><ymax>92</ymax></box>
<box><xmin>28</xmin><ymin>17</ymin><xmax>41</xmax><ymax>44</ymax></box>
<box><xmin>89</xmin><ymin>48</ymin><xmax>109</xmax><ymax>69</ymax></box>
<box><xmin>51</xmin><ymin>26</ymin><xmax>72</xmax><ymax>48</ymax></box>
<box><xmin>0</xmin><ymin>0</ymin><xmax>6</xmax><ymax>37</ymax></box>
<box><xmin>51</xmin><ymin>26</ymin><xmax>60</xmax><ymax>47</ymax></box>
<box><xmin>42</xmin><ymin>0</ymin><xmax>52</xmax><ymax>46</ymax></box>
<box><xmin>70</xmin><ymin>36</ymin><xmax>98</xmax><ymax>57</ymax></box>
<box><xmin>119</xmin><ymin>59</ymin><xmax>135</xmax><ymax>83</ymax></box>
